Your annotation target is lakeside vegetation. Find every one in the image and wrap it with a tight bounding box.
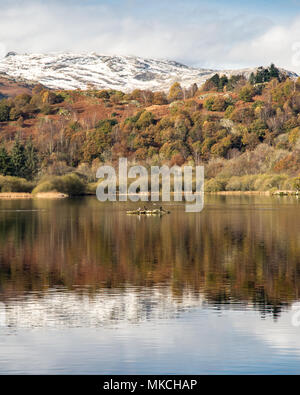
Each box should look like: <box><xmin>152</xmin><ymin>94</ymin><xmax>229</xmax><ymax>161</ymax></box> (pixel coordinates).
<box><xmin>0</xmin><ymin>64</ymin><xmax>300</xmax><ymax>195</ymax></box>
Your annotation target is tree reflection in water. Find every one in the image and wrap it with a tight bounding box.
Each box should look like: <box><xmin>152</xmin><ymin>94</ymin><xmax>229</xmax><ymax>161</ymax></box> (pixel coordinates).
<box><xmin>0</xmin><ymin>195</ymin><xmax>299</xmax><ymax>325</ymax></box>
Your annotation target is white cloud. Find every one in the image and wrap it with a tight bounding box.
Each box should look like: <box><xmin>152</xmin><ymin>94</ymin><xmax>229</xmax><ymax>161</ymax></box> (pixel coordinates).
<box><xmin>0</xmin><ymin>43</ymin><xmax>6</xmax><ymax>59</ymax></box>
<box><xmin>0</xmin><ymin>0</ymin><xmax>299</xmax><ymax>72</ymax></box>
<box><xmin>228</xmin><ymin>16</ymin><xmax>300</xmax><ymax>73</ymax></box>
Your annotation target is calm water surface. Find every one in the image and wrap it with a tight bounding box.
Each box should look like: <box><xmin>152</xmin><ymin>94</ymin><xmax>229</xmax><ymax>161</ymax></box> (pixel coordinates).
<box><xmin>0</xmin><ymin>195</ymin><xmax>300</xmax><ymax>374</ymax></box>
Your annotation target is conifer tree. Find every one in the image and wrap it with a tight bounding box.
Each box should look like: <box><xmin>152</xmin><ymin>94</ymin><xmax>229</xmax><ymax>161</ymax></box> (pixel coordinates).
<box><xmin>0</xmin><ymin>101</ymin><xmax>10</xmax><ymax>122</ymax></box>
<box><xmin>269</xmin><ymin>63</ymin><xmax>279</xmax><ymax>80</ymax></box>
<box><xmin>210</xmin><ymin>74</ymin><xmax>220</xmax><ymax>87</ymax></box>
<box><xmin>24</xmin><ymin>138</ymin><xmax>38</xmax><ymax>180</ymax></box>
<box><xmin>249</xmin><ymin>72</ymin><xmax>255</xmax><ymax>85</ymax></box>
<box><xmin>10</xmin><ymin>138</ymin><xmax>26</xmax><ymax>178</ymax></box>
<box><xmin>219</xmin><ymin>75</ymin><xmax>229</xmax><ymax>91</ymax></box>
<box><xmin>0</xmin><ymin>145</ymin><xmax>11</xmax><ymax>176</ymax></box>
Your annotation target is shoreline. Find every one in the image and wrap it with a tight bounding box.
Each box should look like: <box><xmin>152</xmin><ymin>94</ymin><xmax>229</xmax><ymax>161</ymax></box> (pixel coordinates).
<box><xmin>0</xmin><ymin>192</ymin><xmax>68</xmax><ymax>199</ymax></box>
<box><xmin>0</xmin><ymin>190</ymin><xmax>298</xmax><ymax>199</ymax></box>
<box><xmin>211</xmin><ymin>190</ymin><xmax>298</xmax><ymax>196</ymax></box>
<box><xmin>210</xmin><ymin>191</ymin><xmax>271</xmax><ymax>195</ymax></box>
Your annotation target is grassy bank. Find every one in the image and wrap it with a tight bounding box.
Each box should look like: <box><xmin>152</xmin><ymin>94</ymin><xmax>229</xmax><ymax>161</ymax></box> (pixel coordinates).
<box><xmin>0</xmin><ymin>175</ymin><xmax>35</xmax><ymax>193</ymax></box>
<box><xmin>0</xmin><ymin>173</ymin><xmax>298</xmax><ymax>198</ymax></box>
<box><xmin>204</xmin><ymin>174</ymin><xmax>300</xmax><ymax>194</ymax></box>
<box><xmin>32</xmin><ymin>173</ymin><xmax>86</xmax><ymax>196</ymax></box>
<box><xmin>0</xmin><ymin>173</ymin><xmax>84</xmax><ymax>198</ymax></box>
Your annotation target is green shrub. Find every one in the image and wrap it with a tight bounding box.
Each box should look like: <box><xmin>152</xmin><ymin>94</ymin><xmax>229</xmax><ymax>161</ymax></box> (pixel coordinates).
<box><xmin>281</xmin><ymin>178</ymin><xmax>294</xmax><ymax>190</ymax></box>
<box><xmin>40</xmin><ymin>104</ymin><xmax>53</xmax><ymax>115</ymax></box>
<box><xmin>253</xmin><ymin>174</ymin><xmax>269</xmax><ymax>191</ymax></box>
<box><xmin>205</xmin><ymin>178</ymin><xmax>227</xmax><ymax>192</ymax></box>
<box><xmin>224</xmin><ymin>105</ymin><xmax>234</xmax><ymax>119</ymax></box>
<box><xmin>0</xmin><ymin>176</ymin><xmax>35</xmax><ymax>192</ymax></box>
<box><xmin>209</xmin><ymin>174</ymin><xmax>292</xmax><ymax>192</ymax></box>
<box><xmin>238</xmin><ymin>84</ymin><xmax>256</xmax><ymax>102</ymax></box>
<box><xmin>239</xmin><ymin>175</ymin><xmax>257</xmax><ymax>191</ymax></box>
<box><xmin>86</xmin><ymin>182</ymin><xmax>98</xmax><ymax>194</ymax></box>
<box><xmin>32</xmin><ymin>180</ymin><xmax>56</xmax><ymax>194</ymax></box>
<box><xmin>253</xmin><ymin>174</ymin><xmax>288</xmax><ymax>191</ymax></box>
<box><xmin>33</xmin><ymin>174</ymin><xmax>86</xmax><ymax>196</ymax></box>
<box><xmin>292</xmin><ymin>177</ymin><xmax>300</xmax><ymax>191</ymax></box>
<box><xmin>266</xmin><ymin>175</ymin><xmax>288</xmax><ymax>190</ymax></box>
<box><xmin>225</xmin><ymin>175</ymin><xmax>257</xmax><ymax>191</ymax></box>
<box><xmin>55</xmin><ymin>174</ymin><xmax>86</xmax><ymax>195</ymax></box>
<box><xmin>203</xmin><ymin>96</ymin><xmax>215</xmax><ymax>111</ymax></box>
<box><xmin>225</xmin><ymin>176</ymin><xmax>242</xmax><ymax>191</ymax></box>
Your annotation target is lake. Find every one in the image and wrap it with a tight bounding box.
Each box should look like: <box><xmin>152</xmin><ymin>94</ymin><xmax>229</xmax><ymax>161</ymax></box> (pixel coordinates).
<box><xmin>0</xmin><ymin>195</ymin><xmax>300</xmax><ymax>374</ymax></box>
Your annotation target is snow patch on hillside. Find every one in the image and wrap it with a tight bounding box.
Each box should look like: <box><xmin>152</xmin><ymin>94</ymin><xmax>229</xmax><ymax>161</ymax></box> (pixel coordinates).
<box><xmin>0</xmin><ymin>52</ymin><xmax>297</xmax><ymax>92</ymax></box>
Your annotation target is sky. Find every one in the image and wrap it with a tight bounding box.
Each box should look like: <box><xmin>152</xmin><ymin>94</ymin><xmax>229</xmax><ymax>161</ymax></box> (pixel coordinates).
<box><xmin>0</xmin><ymin>0</ymin><xmax>300</xmax><ymax>72</ymax></box>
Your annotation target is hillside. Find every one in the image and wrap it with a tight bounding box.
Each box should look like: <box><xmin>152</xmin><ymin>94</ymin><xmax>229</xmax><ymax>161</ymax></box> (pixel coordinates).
<box><xmin>0</xmin><ymin>75</ymin><xmax>35</xmax><ymax>99</ymax></box>
<box><xmin>0</xmin><ymin>52</ymin><xmax>298</xmax><ymax>92</ymax></box>
<box><xmin>0</xmin><ymin>64</ymin><xmax>299</xmax><ymax>194</ymax></box>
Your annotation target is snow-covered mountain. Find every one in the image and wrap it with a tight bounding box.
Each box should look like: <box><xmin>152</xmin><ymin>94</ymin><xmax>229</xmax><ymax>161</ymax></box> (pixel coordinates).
<box><xmin>0</xmin><ymin>51</ymin><xmax>298</xmax><ymax>92</ymax></box>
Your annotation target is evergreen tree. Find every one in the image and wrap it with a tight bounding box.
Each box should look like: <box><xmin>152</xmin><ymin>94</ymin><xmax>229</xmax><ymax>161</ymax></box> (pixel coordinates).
<box><xmin>255</xmin><ymin>68</ymin><xmax>264</xmax><ymax>83</ymax></box>
<box><xmin>263</xmin><ymin>68</ymin><xmax>270</xmax><ymax>82</ymax></box>
<box><xmin>0</xmin><ymin>101</ymin><xmax>10</xmax><ymax>122</ymax></box>
<box><xmin>210</xmin><ymin>74</ymin><xmax>220</xmax><ymax>88</ymax></box>
<box><xmin>10</xmin><ymin>138</ymin><xmax>26</xmax><ymax>178</ymax></box>
<box><xmin>24</xmin><ymin>138</ymin><xmax>39</xmax><ymax>180</ymax></box>
<box><xmin>219</xmin><ymin>75</ymin><xmax>229</xmax><ymax>91</ymax></box>
<box><xmin>250</xmin><ymin>64</ymin><xmax>281</xmax><ymax>85</ymax></box>
<box><xmin>0</xmin><ymin>146</ymin><xmax>11</xmax><ymax>176</ymax></box>
<box><xmin>249</xmin><ymin>72</ymin><xmax>256</xmax><ymax>85</ymax></box>
<box><xmin>269</xmin><ymin>63</ymin><xmax>280</xmax><ymax>80</ymax></box>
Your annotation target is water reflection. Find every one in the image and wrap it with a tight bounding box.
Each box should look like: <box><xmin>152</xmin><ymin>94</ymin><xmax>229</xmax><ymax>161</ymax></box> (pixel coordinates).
<box><xmin>0</xmin><ymin>287</ymin><xmax>205</xmax><ymax>328</ymax></box>
<box><xmin>0</xmin><ymin>196</ymin><xmax>299</xmax><ymax>320</ymax></box>
<box><xmin>0</xmin><ymin>196</ymin><xmax>300</xmax><ymax>373</ymax></box>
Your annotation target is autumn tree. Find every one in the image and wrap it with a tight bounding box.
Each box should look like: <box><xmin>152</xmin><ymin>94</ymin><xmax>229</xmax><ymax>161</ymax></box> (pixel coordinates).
<box><xmin>168</xmin><ymin>82</ymin><xmax>183</xmax><ymax>102</ymax></box>
<box><xmin>239</xmin><ymin>84</ymin><xmax>256</xmax><ymax>102</ymax></box>
<box><xmin>153</xmin><ymin>91</ymin><xmax>168</xmax><ymax>105</ymax></box>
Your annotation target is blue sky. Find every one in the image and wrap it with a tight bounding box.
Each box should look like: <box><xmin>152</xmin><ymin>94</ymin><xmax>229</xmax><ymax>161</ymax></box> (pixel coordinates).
<box><xmin>0</xmin><ymin>0</ymin><xmax>300</xmax><ymax>72</ymax></box>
